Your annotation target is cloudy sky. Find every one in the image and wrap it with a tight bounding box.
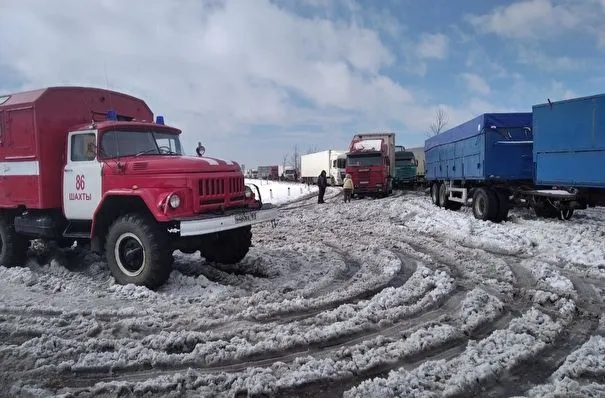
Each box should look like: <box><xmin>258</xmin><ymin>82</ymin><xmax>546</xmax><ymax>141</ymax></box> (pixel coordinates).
<box><xmin>1</xmin><ymin>0</ymin><xmax>604</xmax><ymax>169</ymax></box>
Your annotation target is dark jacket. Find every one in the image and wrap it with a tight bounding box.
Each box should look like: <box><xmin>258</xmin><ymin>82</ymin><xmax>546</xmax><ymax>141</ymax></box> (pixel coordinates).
<box><xmin>317</xmin><ymin>174</ymin><xmax>328</xmax><ymax>189</ymax></box>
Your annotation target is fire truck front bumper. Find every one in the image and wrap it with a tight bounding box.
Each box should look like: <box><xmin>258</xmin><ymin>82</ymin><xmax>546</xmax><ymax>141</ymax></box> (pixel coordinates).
<box><xmin>169</xmin><ymin>205</ymin><xmax>279</xmax><ymax>237</ymax></box>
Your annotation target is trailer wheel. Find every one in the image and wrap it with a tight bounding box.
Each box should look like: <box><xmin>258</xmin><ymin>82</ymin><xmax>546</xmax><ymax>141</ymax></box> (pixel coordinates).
<box><xmin>431</xmin><ymin>183</ymin><xmax>441</xmax><ymax>207</ymax></box>
<box><xmin>533</xmin><ymin>201</ymin><xmax>558</xmax><ymax>219</ymax></box>
<box><xmin>472</xmin><ymin>188</ymin><xmax>499</xmax><ymax>221</ymax></box>
<box><xmin>558</xmin><ymin>209</ymin><xmax>574</xmax><ymax>220</ymax></box>
<box><xmin>105</xmin><ymin>214</ymin><xmax>172</xmax><ymax>289</ymax></box>
<box><xmin>200</xmin><ymin>226</ymin><xmax>252</xmax><ymax>265</ymax></box>
<box><xmin>438</xmin><ymin>183</ymin><xmax>462</xmax><ymax>211</ymax></box>
<box><xmin>0</xmin><ymin>216</ymin><xmax>29</xmax><ymax>268</ymax></box>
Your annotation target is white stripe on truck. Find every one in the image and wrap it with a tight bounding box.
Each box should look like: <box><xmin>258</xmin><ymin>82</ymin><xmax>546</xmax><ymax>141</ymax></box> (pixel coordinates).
<box><xmin>199</xmin><ymin>157</ymin><xmax>219</xmax><ymax>165</ymax></box>
<box><xmin>0</xmin><ymin>160</ymin><xmax>40</xmax><ymax>176</ymax></box>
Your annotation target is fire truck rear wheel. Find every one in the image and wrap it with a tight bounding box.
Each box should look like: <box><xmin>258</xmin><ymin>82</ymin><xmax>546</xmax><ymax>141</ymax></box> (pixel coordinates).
<box><xmin>105</xmin><ymin>214</ymin><xmax>172</xmax><ymax>289</ymax></box>
<box><xmin>200</xmin><ymin>226</ymin><xmax>252</xmax><ymax>265</ymax></box>
<box><xmin>0</xmin><ymin>216</ymin><xmax>29</xmax><ymax>268</ymax></box>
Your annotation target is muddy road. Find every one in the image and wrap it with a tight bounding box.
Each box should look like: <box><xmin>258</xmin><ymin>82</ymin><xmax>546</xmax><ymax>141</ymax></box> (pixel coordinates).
<box><xmin>1</xmin><ymin>191</ymin><xmax>604</xmax><ymax>397</ymax></box>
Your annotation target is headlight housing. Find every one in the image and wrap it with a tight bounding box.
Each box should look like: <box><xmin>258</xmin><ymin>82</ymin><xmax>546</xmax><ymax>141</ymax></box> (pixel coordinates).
<box><xmin>168</xmin><ymin>194</ymin><xmax>181</xmax><ymax>209</ymax></box>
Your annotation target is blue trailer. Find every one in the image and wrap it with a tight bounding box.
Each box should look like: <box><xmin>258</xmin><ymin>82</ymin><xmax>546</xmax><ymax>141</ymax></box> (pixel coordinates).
<box><xmin>424</xmin><ymin>93</ymin><xmax>605</xmax><ymax>222</ymax></box>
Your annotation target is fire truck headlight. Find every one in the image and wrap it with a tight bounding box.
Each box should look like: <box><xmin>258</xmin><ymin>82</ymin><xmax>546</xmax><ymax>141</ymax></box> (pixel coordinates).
<box><xmin>245</xmin><ymin>186</ymin><xmax>254</xmax><ymax>198</ymax></box>
<box><xmin>168</xmin><ymin>194</ymin><xmax>181</xmax><ymax>209</ymax></box>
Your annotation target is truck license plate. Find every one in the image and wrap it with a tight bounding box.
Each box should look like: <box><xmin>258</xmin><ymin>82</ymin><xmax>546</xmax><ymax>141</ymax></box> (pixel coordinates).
<box><xmin>234</xmin><ymin>211</ymin><xmax>257</xmax><ymax>223</ymax></box>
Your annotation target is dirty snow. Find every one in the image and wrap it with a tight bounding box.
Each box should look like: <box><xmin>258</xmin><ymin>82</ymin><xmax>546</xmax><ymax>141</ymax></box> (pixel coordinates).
<box><xmin>1</xmin><ymin>188</ymin><xmax>605</xmax><ymax>397</ymax></box>
<box><xmin>245</xmin><ymin>178</ymin><xmax>317</xmax><ymax>205</ymax></box>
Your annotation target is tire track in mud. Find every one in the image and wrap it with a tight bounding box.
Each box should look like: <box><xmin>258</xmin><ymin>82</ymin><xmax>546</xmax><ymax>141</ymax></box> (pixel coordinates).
<box><xmin>389</xmin><ymin>215</ymin><xmax>605</xmax><ymax>398</ymax></box>
<box><xmin>262</xmin><ymin>253</ymin><xmax>417</xmax><ymax>325</ymax></box>
<box><xmin>43</xmin><ymin>273</ymin><xmax>467</xmax><ymax>391</ymax></box>
<box><xmin>279</xmin><ymin>307</ymin><xmax>518</xmax><ymax>398</ymax></box>
<box><xmin>277</xmin><ymin>190</ymin><xmax>342</xmax><ymax>211</ymax></box>
<box><xmin>476</xmin><ymin>316</ymin><xmax>599</xmax><ymax>398</ymax></box>
<box><xmin>302</xmin><ymin>242</ymin><xmax>362</xmax><ymax>299</ymax></box>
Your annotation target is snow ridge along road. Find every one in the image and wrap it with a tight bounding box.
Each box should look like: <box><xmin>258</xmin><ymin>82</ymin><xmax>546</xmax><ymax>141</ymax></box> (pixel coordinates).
<box><xmin>1</xmin><ymin>183</ymin><xmax>605</xmax><ymax>397</ymax></box>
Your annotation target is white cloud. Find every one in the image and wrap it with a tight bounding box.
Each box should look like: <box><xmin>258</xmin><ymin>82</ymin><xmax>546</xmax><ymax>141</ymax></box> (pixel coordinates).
<box><xmin>466</xmin><ymin>0</ymin><xmax>605</xmax><ymax>46</ymax></box>
<box><xmin>460</xmin><ymin>73</ymin><xmax>491</xmax><ymax>95</ymax></box>
<box><xmin>0</xmin><ymin>0</ymin><xmax>414</xmax><ymax>154</ymax></box>
<box><xmin>416</xmin><ymin>33</ymin><xmax>449</xmax><ymax>60</ymax></box>
<box><xmin>517</xmin><ymin>47</ymin><xmax>585</xmax><ymax>71</ymax></box>
<box><xmin>466</xmin><ymin>0</ymin><xmax>580</xmax><ymax>39</ymax></box>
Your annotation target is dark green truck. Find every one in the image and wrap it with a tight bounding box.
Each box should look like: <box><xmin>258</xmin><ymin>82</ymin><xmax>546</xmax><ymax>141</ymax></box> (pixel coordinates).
<box><xmin>393</xmin><ymin>146</ymin><xmax>419</xmax><ymax>189</ymax></box>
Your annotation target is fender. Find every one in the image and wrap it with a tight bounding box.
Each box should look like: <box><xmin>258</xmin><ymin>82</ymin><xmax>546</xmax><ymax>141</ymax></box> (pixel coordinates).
<box><xmin>90</xmin><ymin>188</ymin><xmax>188</xmax><ymax>239</ymax></box>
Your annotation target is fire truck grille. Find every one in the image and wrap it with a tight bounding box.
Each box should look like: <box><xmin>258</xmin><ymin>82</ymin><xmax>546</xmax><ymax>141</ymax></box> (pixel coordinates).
<box><xmin>198</xmin><ymin>176</ymin><xmax>245</xmax><ymax>199</ymax></box>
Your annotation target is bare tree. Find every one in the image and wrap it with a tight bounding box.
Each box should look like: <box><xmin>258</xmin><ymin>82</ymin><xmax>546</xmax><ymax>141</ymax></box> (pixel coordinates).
<box><xmin>428</xmin><ymin>107</ymin><xmax>448</xmax><ymax>137</ymax></box>
<box><xmin>306</xmin><ymin>145</ymin><xmax>318</xmax><ymax>154</ymax></box>
<box><xmin>289</xmin><ymin>144</ymin><xmax>301</xmax><ymax>171</ymax></box>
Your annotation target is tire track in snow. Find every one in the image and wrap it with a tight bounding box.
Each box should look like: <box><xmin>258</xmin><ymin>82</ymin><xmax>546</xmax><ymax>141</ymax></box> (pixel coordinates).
<box><xmin>483</xmin><ymin>315</ymin><xmax>599</xmax><ymax>398</ymax></box>
<box><xmin>258</xmin><ymin>254</ymin><xmax>416</xmax><ymax>324</ymax></box>
<box><xmin>4</xmin><ymin>191</ymin><xmax>602</xmax><ymax>397</ymax></box>
<box><xmin>284</xmin><ymin>307</ymin><xmax>517</xmax><ymax>398</ymax></box>
<box><xmin>40</xmin><ymin>265</ymin><xmax>461</xmax><ymax>391</ymax></box>
<box><xmin>48</xmin><ymin>287</ymin><xmax>469</xmax><ymax>391</ymax></box>
<box><xmin>277</xmin><ymin>189</ymin><xmax>342</xmax><ymax>211</ymax></box>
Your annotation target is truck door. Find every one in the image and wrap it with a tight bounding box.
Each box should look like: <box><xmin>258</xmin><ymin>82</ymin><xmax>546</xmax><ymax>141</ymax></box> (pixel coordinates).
<box><xmin>63</xmin><ymin>131</ymin><xmax>103</xmax><ymax>220</ymax></box>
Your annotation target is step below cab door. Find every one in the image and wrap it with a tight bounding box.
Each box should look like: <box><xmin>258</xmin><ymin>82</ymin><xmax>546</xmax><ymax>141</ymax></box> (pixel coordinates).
<box><xmin>63</xmin><ymin>130</ymin><xmax>103</xmax><ymax>220</ymax></box>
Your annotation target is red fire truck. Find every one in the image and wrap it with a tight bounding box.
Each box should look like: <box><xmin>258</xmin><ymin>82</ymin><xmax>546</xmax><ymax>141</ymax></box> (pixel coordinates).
<box><xmin>0</xmin><ymin>86</ymin><xmax>277</xmax><ymax>288</ymax></box>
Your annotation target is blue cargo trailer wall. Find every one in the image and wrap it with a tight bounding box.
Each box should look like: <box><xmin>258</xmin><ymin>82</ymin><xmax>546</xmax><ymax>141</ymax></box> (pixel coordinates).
<box><xmin>424</xmin><ymin>112</ymin><xmax>540</xmax><ymax>223</ymax></box>
<box><xmin>425</xmin><ymin>113</ymin><xmax>533</xmax><ymax>182</ymax></box>
<box><xmin>533</xmin><ymin>94</ymin><xmax>605</xmax><ymax>188</ymax></box>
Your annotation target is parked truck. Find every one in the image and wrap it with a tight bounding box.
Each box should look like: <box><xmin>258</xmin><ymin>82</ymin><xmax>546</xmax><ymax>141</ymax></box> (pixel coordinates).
<box><xmin>300</xmin><ymin>150</ymin><xmax>346</xmax><ymax>185</ymax></box>
<box><xmin>424</xmin><ymin>93</ymin><xmax>605</xmax><ymax>222</ymax></box>
<box><xmin>0</xmin><ymin>86</ymin><xmax>278</xmax><ymax>288</ymax></box>
<box><xmin>257</xmin><ymin>165</ymin><xmax>279</xmax><ymax>180</ymax></box>
<box><xmin>345</xmin><ymin>132</ymin><xmax>396</xmax><ymax>197</ymax></box>
<box><xmin>282</xmin><ymin>166</ymin><xmax>298</xmax><ymax>181</ymax></box>
<box><xmin>408</xmin><ymin>146</ymin><xmax>426</xmax><ymax>185</ymax></box>
<box><xmin>392</xmin><ymin>146</ymin><xmax>419</xmax><ymax>189</ymax></box>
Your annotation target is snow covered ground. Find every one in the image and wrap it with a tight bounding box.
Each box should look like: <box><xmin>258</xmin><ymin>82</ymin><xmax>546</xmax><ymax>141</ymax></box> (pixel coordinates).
<box><xmin>1</xmin><ymin>188</ymin><xmax>605</xmax><ymax>397</ymax></box>
<box><xmin>244</xmin><ymin>178</ymin><xmax>318</xmax><ymax>205</ymax></box>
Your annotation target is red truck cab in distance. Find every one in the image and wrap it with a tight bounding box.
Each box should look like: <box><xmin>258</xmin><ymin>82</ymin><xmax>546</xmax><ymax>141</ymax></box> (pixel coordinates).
<box><xmin>0</xmin><ymin>86</ymin><xmax>277</xmax><ymax>288</ymax></box>
<box><xmin>345</xmin><ymin>132</ymin><xmax>396</xmax><ymax>197</ymax></box>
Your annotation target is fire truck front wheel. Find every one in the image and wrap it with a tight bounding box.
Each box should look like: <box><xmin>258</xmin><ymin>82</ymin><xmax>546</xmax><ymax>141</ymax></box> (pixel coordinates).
<box><xmin>105</xmin><ymin>214</ymin><xmax>172</xmax><ymax>289</ymax></box>
<box><xmin>0</xmin><ymin>216</ymin><xmax>29</xmax><ymax>268</ymax></box>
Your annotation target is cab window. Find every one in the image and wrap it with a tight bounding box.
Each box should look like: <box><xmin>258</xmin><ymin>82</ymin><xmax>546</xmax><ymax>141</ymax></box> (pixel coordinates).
<box><xmin>71</xmin><ymin>133</ymin><xmax>97</xmax><ymax>161</ymax></box>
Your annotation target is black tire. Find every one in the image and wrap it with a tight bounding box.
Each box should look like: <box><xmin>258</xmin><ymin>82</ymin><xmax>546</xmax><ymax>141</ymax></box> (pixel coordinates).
<box><xmin>472</xmin><ymin>188</ymin><xmax>499</xmax><ymax>221</ymax></box>
<box><xmin>200</xmin><ymin>226</ymin><xmax>252</xmax><ymax>265</ymax></box>
<box><xmin>494</xmin><ymin>190</ymin><xmax>510</xmax><ymax>222</ymax></box>
<box><xmin>438</xmin><ymin>183</ymin><xmax>462</xmax><ymax>211</ymax></box>
<box><xmin>557</xmin><ymin>208</ymin><xmax>574</xmax><ymax>220</ymax></box>
<box><xmin>431</xmin><ymin>183</ymin><xmax>441</xmax><ymax>207</ymax></box>
<box><xmin>533</xmin><ymin>201</ymin><xmax>558</xmax><ymax>219</ymax></box>
<box><xmin>0</xmin><ymin>216</ymin><xmax>29</xmax><ymax>267</ymax></box>
<box><xmin>105</xmin><ymin>213</ymin><xmax>172</xmax><ymax>289</ymax></box>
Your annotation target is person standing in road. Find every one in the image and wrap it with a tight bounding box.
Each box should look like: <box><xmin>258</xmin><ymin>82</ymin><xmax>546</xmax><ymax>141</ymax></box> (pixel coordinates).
<box><xmin>317</xmin><ymin>170</ymin><xmax>328</xmax><ymax>203</ymax></box>
<box><xmin>342</xmin><ymin>173</ymin><xmax>353</xmax><ymax>203</ymax></box>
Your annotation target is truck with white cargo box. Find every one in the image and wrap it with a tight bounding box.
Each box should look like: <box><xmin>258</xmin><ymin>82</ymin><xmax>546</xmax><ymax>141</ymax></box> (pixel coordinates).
<box><xmin>0</xmin><ymin>86</ymin><xmax>277</xmax><ymax>289</ymax></box>
<box><xmin>300</xmin><ymin>150</ymin><xmax>346</xmax><ymax>185</ymax></box>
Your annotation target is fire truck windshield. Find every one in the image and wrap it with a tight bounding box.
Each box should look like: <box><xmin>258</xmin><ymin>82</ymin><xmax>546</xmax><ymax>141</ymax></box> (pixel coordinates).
<box><xmin>100</xmin><ymin>130</ymin><xmax>183</xmax><ymax>158</ymax></box>
<box><xmin>346</xmin><ymin>154</ymin><xmax>382</xmax><ymax>167</ymax></box>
